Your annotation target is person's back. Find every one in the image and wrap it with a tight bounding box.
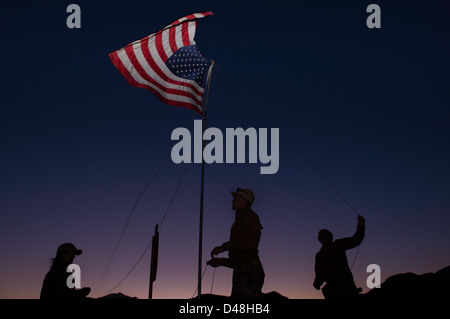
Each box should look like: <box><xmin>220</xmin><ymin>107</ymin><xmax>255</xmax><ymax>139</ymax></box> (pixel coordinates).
<box><xmin>41</xmin><ymin>261</ymin><xmax>81</xmax><ymax>299</ymax></box>
<box><xmin>227</xmin><ymin>207</ymin><xmax>262</xmax><ymax>265</ymax></box>
<box><xmin>208</xmin><ymin>188</ymin><xmax>265</xmax><ymax>299</ymax></box>
<box><xmin>313</xmin><ymin>215</ymin><xmax>365</xmax><ymax>299</ymax></box>
<box><xmin>40</xmin><ymin>243</ymin><xmax>91</xmax><ymax>299</ymax></box>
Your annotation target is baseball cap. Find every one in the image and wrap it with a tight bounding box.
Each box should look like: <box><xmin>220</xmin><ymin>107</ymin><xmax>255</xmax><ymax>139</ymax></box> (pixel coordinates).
<box><xmin>57</xmin><ymin>243</ymin><xmax>82</xmax><ymax>255</ymax></box>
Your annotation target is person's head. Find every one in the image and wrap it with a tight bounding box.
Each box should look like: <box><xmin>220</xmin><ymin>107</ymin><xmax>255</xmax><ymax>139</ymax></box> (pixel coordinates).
<box><xmin>231</xmin><ymin>188</ymin><xmax>255</xmax><ymax>211</ymax></box>
<box><xmin>318</xmin><ymin>229</ymin><xmax>333</xmax><ymax>246</ymax></box>
<box><xmin>54</xmin><ymin>243</ymin><xmax>82</xmax><ymax>265</ymax></box>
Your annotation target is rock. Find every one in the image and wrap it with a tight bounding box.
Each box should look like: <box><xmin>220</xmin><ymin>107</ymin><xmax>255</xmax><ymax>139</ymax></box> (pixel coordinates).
<box><xmin>193</xmin><ymin>291</ymin><xmax>289</xmax><ymax>300</ymax></box>
<box><xmin>98</xmin><ymin>292</ymin><xmax>138</xmax><ymax>299</ymax></box>
<box><xmin>363</xmin><ymin>265</ymin><xmax>450</xmax><ymax>300</ymax></box>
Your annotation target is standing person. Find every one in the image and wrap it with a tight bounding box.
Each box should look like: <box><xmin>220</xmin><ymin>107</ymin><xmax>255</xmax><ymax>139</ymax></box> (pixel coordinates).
<box><xmin>40</xmin><ymin>243</ymin><xmax>91</xmax><ymax>299</ymax></box>
<box><xmin>207</xmin><ymin>188</ymin><xmax>265</xmax><ymax>299</ymax></box>
<box><xmin>313</xmin><ymin>215</ymin><xmax>366</xmax><ymax>299</ymax></box>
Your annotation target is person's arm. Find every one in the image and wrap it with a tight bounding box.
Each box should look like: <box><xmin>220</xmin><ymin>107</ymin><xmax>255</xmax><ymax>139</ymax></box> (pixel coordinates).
<box><xmin>334</xmin><ymin>215</ymin><xmax>365</xmax><ymax>250</ymax></box>
<box><xmin>210</xmin><ymin>241</ymin><xmax>229</xmax><ymax>258</ymax></box>
<box><xmin>313</xmin><ymin>253</ymin><xmax>324</xmax><ymax>290</ymax></box>
<box><xmin>207</xmin><ymin>257</ymin><xmax>236</xmax><ymax>269</ymax></box>
<box><xmin>72</xmin><ymin>287</ymin><xmax>91</xmax><ymax>298</ymax></box>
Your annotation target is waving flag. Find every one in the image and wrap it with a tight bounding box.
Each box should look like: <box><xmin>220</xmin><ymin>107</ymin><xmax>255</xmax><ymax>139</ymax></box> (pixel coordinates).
<box><xmin>108</xmin><ymin>12</ymin><xmax>213</xmax><ymax>115</ymax></box>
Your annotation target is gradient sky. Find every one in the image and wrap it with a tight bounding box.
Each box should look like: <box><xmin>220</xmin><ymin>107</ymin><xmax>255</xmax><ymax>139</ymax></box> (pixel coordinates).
<box><xmin>1</xmin><ymin>0</ymin><xmax>449</xmax><ymax>299</ymax></box>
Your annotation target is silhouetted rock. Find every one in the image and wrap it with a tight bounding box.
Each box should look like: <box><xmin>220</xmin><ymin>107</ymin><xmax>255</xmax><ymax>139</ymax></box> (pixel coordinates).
<box><xmin>194</xmin><ymin>291</ymin><xmax>289</xmax><ymax>300</ymax></box>
<box><xmin>436</xmin><ymin>265</ymin><xmax>450</xmax><ymax>277</ymax></box>
<box><xmin>262</xmin><ymin>291</ymin><xmax>289</xmax><ymax>300</ymax></box>
<box><xmin>98</xmin><ymin>292</ymin><xmax>138</xmax><ymax>299</ymax></box>
<box><xmin>96</xmin><ymin>291</ymin><xmax>288</xmax><ymax>300</ymax></box>
<box><xmin>364</xmin><ymin>265</ymin><xmax>450</xmax><ymax>300</ymax></box>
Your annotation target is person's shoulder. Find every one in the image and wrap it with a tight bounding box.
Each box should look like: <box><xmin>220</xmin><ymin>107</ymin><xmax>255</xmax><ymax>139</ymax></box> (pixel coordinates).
<box><xmin>240</xmin><ymin>208</ymin><xmax>261</xmax><ymax>225</ymax></box>
<box><xmin>247</xmin><ymin>208</ymin><xmax>261</xmax><ymax>221</ymax></box>
<box><xmin>332</xmin><ymin>237</ymin><xmax>357</xmax><ymax>250</ymax></box>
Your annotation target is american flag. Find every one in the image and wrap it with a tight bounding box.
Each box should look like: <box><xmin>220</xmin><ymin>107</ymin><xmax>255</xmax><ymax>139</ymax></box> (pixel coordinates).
<box><xmin>108</xmin><ymin>12</ymin><xmax>213</xmax><ymax>115</ymax></box>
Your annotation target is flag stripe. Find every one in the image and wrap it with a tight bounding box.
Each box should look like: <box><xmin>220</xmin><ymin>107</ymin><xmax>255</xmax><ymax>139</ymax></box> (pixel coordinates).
<box><xmin>109</xmin><ymin>51</ymin><xmax>203</xmax><ymax>111</ymax></box>
<box><xmin>181</xmin><ymin>22</ymin><xmax>190</xmax><ymax>47</ymax></box>
<box><xmin>154</xmin><ymin>32</ymin><xmax>168</xmax><ymax>62</ymax></box>
<box><xmin>145</xmin><ymin>36</ymin><xmax>204</xmax><ymax>95</ymax></box>
<box><xmin>112</xmin><ymin>44</ymin><xmax>204</xmax><ymax>109</ymax></box>
<box><xmin>187</xmin><ymin>21</ymin><xmax>197</xmax><ymax>45</ymax></box>
<box><xmin>124</xmin><ymin>45</ymin><xmax>203</xmax><ymax>105</ymax></box>
<box><xmin>168</xmin><ymin>25</ymin><xmax>178</xmax><ymax>56</ymax></box>
<box><xmin>108</xmin><ymin>12</ymin><xmax>213</xmax><ymax>114</ymax></box>
<box><xmin>129</xmin><ymin>47</ymin><xmax>204</xmax><ymax>105</ymax></box>
<box><xmin>174</xmin><ymin>25</ymin><xmax>185</xmax><ymax>54</ymax></box>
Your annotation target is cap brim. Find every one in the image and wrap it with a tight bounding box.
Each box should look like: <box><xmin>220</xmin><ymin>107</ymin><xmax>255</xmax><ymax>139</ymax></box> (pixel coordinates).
<box><xmin>75</xmin><ymin>249</ymin><xmax>82</xmax><ymax>255</ymax></box>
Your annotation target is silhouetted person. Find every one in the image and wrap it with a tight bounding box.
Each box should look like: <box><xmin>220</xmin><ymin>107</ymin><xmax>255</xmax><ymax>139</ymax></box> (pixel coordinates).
<box><xmin>207</xmin><ymin>188</ymin><xmax>265</xmax><ymax>299</ymax></box>
<box><xmin>40</xmin><ymin>243</ymin><xmax>91</xmax><ymax>299</ymax></box>
<box><xmin>313</xmin><ymin>215</ymin><xmax>365</xmax><ymax>299</ymax></box>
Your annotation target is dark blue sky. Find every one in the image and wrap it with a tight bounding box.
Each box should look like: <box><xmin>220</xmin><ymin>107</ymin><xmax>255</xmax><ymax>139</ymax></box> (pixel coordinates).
<box><xmin>1</xmin><ymin>0</ymin><xmax>449</xmax><ymax>298</ymax></box>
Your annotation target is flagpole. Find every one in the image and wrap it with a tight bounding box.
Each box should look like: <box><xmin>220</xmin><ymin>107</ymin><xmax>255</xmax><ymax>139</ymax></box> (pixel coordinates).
<box><xmin>198</xmin><ymin>61</ymin><xmax>214</xmax><ymax>300</ymax></box>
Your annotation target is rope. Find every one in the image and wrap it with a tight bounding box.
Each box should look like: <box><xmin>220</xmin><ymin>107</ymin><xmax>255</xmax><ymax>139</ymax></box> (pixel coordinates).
<box><xmin>214</xmin><ymin>63</ymin><xmax>359</xmax><ymax>216</ymax></box>
<box><xmin>210</xmin><ymin>267</ymin><xmax>216</xmax><ymax>294</ymax></box>
<box><xmin>214</xmin><ymin>63</ymin><xmax>364</xmax><ymax>270</ymax></box>
<box><xmin>98</xmin><ymin>114</ymin><xmax>193</xmax><ymax>293</ymax></box>
<box><xmin>102</xmin><ymin>64</ymin><xmax>365</xmax><ymax>296</ymax></box>
<box><xmin>98</xmin><ymin>150</ymin><xmax>171</xmax><ymax>290</ymax></box>
<box><xmin>103</xmin><ymin>163</ymin><xmax>190</xmax><ymax>295</ymax></box>
<box><xmin>350</xmin><ymin>245</ymin><xmax>361</xmax><ymax>270</ymax></box>
<box><xmin>158</xmin><ymin>163</ymin><xmax>189</xmax><ymax>229</ymax></box>
<box><xmin>192</xmin><ymin>265</ymin><xmax>209</xmax><ymax>298</ymax></box>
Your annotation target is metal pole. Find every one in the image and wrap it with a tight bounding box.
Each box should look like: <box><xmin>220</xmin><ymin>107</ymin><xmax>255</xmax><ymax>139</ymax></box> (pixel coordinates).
<box><xmin>149</xmin><ymin>224</ymin><xmax>159</xmax><ymax>299</ymax></box>
<box><xmin>197</xmin><ymin>62</ymin><xmax>214</xmax><ymax>299</ymax></box>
